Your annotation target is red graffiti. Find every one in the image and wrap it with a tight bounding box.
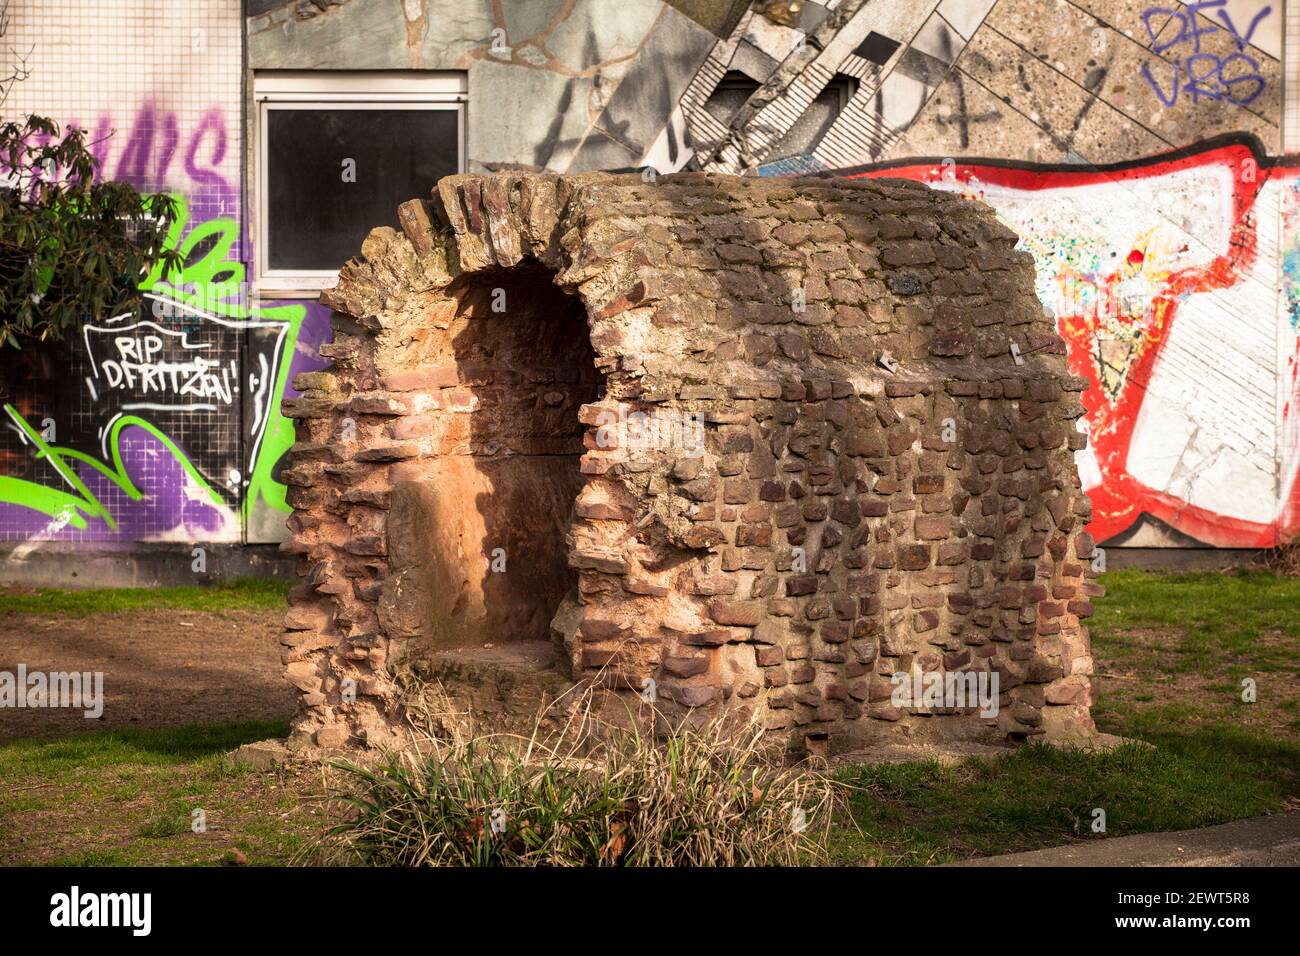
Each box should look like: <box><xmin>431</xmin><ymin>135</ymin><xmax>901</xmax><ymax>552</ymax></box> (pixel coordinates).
<box><xmin>845</xmin><ymin>140</ymin><xmax>1300</xmax><ymax>548</ymax></box>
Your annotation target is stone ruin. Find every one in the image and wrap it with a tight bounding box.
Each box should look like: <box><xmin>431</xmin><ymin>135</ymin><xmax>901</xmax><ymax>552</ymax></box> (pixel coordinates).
<box><xmin>279</xmin><ymin>171</ymin><xmax>1102</xmax><ymax>754</ymax></box>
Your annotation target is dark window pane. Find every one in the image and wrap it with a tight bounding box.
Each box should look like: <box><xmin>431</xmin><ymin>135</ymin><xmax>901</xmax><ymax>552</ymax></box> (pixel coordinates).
<box><xmin>704</xmin><ymin>72</ymin><xmax>759</xmax><ymax>123</ymax></box>
<box><xmin>266</xmin><ymin>108</ymin><xmax>459</xmax><ymax>271</ymax></box>
<box><xmin>854</xmin><ymin>31</ymin><xmax>901</xmax><ymax>66</ymax></box>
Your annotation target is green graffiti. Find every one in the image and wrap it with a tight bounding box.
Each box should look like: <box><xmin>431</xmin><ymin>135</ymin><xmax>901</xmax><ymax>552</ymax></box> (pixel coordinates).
<box><xmin>0</xmin><ymin>194</ymin><xmax>305</xmax><ymax>529</ymax></box>
<box><xmin>1</xmin><ymin>404</ymin><xmax>224</xmax><ymax>531</ymax></box>
<box><xmin>142</xmin><ymin>195</ymin><xmax>304</xmax><ymax>521</ymax></box>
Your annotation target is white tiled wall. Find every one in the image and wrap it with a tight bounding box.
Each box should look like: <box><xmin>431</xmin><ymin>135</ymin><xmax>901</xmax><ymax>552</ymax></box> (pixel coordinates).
<box><xmin>1286</xmin><ymin>0</ymin><xmax>1300</xmax><ymax>151</ymax></box>
<box><xmin>2</xmin><ymin>0</ymin><xmax>242</xmax><ymax>221</ymax></box>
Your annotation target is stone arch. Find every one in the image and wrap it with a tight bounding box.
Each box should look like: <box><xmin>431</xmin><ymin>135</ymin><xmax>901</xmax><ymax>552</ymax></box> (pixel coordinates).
<box><xmin>281</xmin><ymin>171</ymin><xmax>1100</xmax><ymax>753</ymax></box>
<box><xmin>376</xmin><ymin>261</ymin><xmax>600</xmax><ymax>655</ymax></box>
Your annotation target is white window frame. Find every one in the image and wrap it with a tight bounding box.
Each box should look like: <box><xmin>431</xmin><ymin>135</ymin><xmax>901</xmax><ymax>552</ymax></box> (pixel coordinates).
<box><xmin>253</xmin><ymin>71</ymin><xmax>467</xmax><ymax>295</ymax></box>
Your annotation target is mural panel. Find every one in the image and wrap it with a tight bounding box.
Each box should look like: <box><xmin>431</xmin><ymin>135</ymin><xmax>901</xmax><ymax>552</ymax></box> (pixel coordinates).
<box><xmin>848</xmin><ymin>138</ymin><xmax>1299</xmax><ymax>547</ymax></box>
<box><xmin>2</xmin><ymin>0</ymin><xmax>1294</xmax><ymax>551</ymax></box>
<box><xmin>0</xmin><ymin>3</ymin><xmax>329</xmax><ymax>546</ymax></box>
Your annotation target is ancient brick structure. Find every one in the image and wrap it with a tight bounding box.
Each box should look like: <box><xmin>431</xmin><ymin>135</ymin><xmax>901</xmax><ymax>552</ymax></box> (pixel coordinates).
<box><xmin>280</xmin><ymin>171</ymin><xmax>1101</xmax><ymax>752</ymax></box>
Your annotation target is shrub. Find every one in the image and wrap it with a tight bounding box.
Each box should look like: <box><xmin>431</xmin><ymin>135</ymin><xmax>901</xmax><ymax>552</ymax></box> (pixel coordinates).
<box><xmin>318</xmin><ymin>697</ymin><xmax>839</xmax><ymax>867</ymax></box>
<box><xmin>0</xmin><ymin>114</ymin><xmax>180</xmax><ymax>346</ymax></box>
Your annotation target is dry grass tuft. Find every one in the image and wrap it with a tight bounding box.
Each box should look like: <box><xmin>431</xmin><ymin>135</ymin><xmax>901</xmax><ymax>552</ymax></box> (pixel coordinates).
<box><xmin>316</xmin><ymin>688</ymin><xmax>841</xmax><ymax>867</ymax></box>
<box><xmin>1259</xmin><ymin>540</ymin><xmax>1300</xmax><ymax>577</ymax></box>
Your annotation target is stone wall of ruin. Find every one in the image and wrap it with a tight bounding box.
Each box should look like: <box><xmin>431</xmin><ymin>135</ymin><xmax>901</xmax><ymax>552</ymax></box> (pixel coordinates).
<box><xmin>280</xmin><ymin>171</ymin><xmax>1101</xmax><ymax>752</ymax></box>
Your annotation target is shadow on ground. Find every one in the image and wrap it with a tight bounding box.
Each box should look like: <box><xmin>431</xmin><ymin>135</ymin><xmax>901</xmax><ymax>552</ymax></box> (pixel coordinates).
<box><xmin>0</xmin><ymin>608</ymin><xmax>293</xmax><ymax>741</ymax></box>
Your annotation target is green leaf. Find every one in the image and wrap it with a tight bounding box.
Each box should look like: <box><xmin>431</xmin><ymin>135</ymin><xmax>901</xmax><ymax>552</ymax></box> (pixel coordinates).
<box><xmin>0</xmin><ymin>114</ymin><xmax>181</xmax><ymax>346</ymax></box>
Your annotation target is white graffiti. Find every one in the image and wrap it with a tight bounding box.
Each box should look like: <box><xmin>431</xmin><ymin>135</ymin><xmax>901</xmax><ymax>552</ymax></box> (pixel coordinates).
<box><xmin>84</xmin><ymin>320</ymin><xmax>237</xmax><ymax>410</ymax></box>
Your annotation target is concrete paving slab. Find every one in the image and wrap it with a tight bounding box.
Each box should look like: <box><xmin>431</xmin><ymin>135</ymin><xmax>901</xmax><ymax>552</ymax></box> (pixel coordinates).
<box><xmin>950</xmin><ymin>812</ymin><xmax>1300</xmax><ymax>866</ymax></box>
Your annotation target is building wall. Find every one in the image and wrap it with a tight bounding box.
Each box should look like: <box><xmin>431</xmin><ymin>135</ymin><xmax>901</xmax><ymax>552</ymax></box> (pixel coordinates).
<box><xmin>0</xmin><ymin>0</ymin><xmax>325</xmax><ymax>547</ymax></box>
<box><xmin>1</xmin><ymin>0</ymin><xmax>1294</xmax><ymax>553</ymax></box>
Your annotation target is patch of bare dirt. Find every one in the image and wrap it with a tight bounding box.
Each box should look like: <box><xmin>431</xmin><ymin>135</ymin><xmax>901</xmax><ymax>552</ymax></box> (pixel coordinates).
<box><xmin>0</xmin><ymin>608</ymin><xmax>292</xmax><ymax>739</ymax></box>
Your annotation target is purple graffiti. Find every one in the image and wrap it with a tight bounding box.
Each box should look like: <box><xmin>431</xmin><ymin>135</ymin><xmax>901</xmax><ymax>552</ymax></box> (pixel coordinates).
<box><xmin>113</xmin><ymin>103</ymin><xmax>179</xmax><ymax>187</ymax></box>
<box><xmin>285</xmin><ymin>300</ymin><xmax>335</xmax><ymax>401</ymax></box>
<box><xmin>183</xmin><ymin>108</ymin><xmax>228</xmax><ymax>196</ymax></box>
<box><xmin>72</xmin><ymin>104</ymin><xmax>237</xmax><ymax>223</ymax></box>
<box><xmin>1140</xmin><ymin>1</ymin><xmax>1269</xmax><ymax>107</ymax></box>
<box><xmin>0</xmin><ymin>430</ymin><xmax>231</xmax><ymax>542</ymax></box>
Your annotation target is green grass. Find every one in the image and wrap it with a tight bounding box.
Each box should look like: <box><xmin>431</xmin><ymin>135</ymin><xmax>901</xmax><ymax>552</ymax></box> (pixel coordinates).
<box><xmin>0</xmin><ymin>578</ymin><xmax>290</xmax><ymax>615</ymax></box>
<box><xmin>2</xmin><ymin>568</ymin><xmax>1296</xmax><ymax>866</ymax></box>
<box><xmin>832</xmin><ymin>740</ymin><xmax>1287</xmax><ymax>865</ymax></box>
<box><xmin>0</xmin><ymin>721</ymin><xmax>316</xmax><ymax>866</ymax></box>
<box><xmin>1088</xmin><ymin>569</ymin><xmax>1300</xmax><ymax>755</ymax></box>
<box><xmin>1088</xmin><ymin>569</ymin><xmax>1300</xmax><ymax>677</ymax></box>
<box><xmin>136</xmin><ymin>805</ymin><xmax>194</xmax><ymax>839</ymax></box>
<box><xmin>832</xmin><ymin>568</ymin><xmax>1300</xmax><ymax>864</ymax></box>
<box><xmin>0</xmin><ymin>721</ymin><xmax>290</xmax><ymax>771</ymax></box>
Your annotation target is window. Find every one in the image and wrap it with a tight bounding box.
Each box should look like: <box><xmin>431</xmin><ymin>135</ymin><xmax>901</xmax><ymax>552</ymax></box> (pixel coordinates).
<box><xmin>768</xmin><ymin>73</ymin><xmax>858</xmax><ymax>161</ymax></box>
<box><xmin>704</xmin><ymin>71</ymin><xmax>762</xmax><ymax>124</ymax></box>
<box><xmin>854</xmin><ymin>31</ymin><xmax>902</xmax><ymax>67</ymax></box>
<box><xmin>704</xmin><ymin>71</ymin><xmax>858</xmax><ymax>161</ymax></box>
<box><xmin>254</xmin><ymin>72</ymin><xmax>466</xmax><ymax>293</ymax></box>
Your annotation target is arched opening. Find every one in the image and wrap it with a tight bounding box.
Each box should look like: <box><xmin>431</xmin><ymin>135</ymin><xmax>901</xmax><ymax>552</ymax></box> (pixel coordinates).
<box><xmin>403</xmin><ymin>262</ymin><xmax>601</xmax><ymax>652</ymax></box>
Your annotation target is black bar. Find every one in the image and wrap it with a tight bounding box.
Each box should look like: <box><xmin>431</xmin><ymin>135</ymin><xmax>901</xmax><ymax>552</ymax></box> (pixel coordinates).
<box><xmin>0</xmin><ymin>865</ymin><xmax>1282</xmax><ymax>941</ymax></box>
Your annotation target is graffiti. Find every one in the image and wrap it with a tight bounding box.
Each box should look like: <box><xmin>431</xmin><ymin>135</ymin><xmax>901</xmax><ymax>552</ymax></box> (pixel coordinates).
<box><xmin>87</xmin><ymin>325</ymin><xmax>239</xmax><ymax>407</ymax></box>
<box><xmin>932</xmin><ymin>70</ymin><xmax>1001</xmax><ymax>151</ymax></box>
<box><xmin>848</xmin><ymin>136</ymin><xmax>1300</xmax><ymax>548</ymax></box>
<box><xmin>0</xmin><ymin>194</ymin><xmax>307</xmax><ymax>539</ymax></box>
<box><xmin>88</xmin><ymin>104</ymin><xmax>237</xmax><ymax>222</ymax></box>
<box><xmin>0</xmin><ymin>403</ymin><xmax>224</xmax><ymax>533</ymax></box>
<box><xmin>139</xmin><ymin>196</ymin><xmax>305</xmax><ymax>521</ymax></box>
<box><xmin>1140</xmin><ymin>2</ymin><xmax>1269</xmax><ymax>107</ymax></box>
<box><xmin>80</xmin><ymin>304</ymin><xmax>291</xmax><ymax>501</ymax></box>
<box><xmin>0</xmin><ymin>88</ymin><xmax>334</xmax><ymax>543</ymax></box>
